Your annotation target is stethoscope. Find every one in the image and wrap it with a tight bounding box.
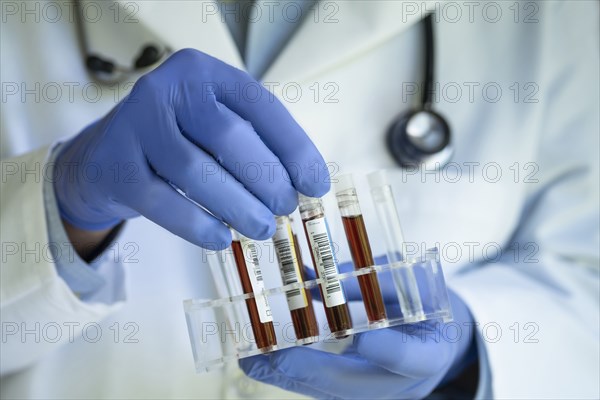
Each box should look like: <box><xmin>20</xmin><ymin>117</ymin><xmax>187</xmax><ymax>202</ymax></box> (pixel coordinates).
<box><xmin>73</xmin><ymin>0</ymin><xmax>171</xmax><ymax>85</ymax></box>
<box><xmin>75</xmin><ymin>3</ymin><xmax>452</xmax><ymax>170</ymax></box>
<box><xmin>386</xmin><ymin>14</ymin><xmax>453</xmax><ymax>170</ymax></box>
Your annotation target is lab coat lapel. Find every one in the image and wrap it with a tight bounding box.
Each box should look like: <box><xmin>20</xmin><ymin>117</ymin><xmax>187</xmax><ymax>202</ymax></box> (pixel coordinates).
<box><xmin>122</xmin><ymin>0</ymin><xmax>432</xmax><ymax>82</ymax></box>
<box><xmin>120</xmin><ymin>0</ymin><xmax>244</xmax><ymax>69</ymax></box>
<box><xmin>263</xmin><ymin>0</ymin><xmax>433</xmax><ymax>83</ymax></box>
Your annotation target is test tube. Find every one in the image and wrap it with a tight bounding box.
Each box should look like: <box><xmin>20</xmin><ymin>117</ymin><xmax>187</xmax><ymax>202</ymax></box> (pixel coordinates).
<box><xmin>367</xmin><ymin>171</ymin><xmax>425</xmax><ymax>321</ymax></box>
<box><xmin>298</xmin><ymin>194</ymin><xmax>353</xmax><ymax>338</ymax></box>
<box><xmin>207</xmin><ymin>247</ymin><xmax>248</xmax><ymax>331</ymax></box>
<box><xmin>335</xmin><ymin>174</ymin><xmax>387</xmax><ymax>325</ymax></box>
<box><xmin>231</xmin><ymin>230</ymin><xmax>278</xmax><ymax>351</ymax></box>
<box><xmin>272</xmin><ymin>216</ymin><xmax>319</xmax><ymax>344</ymax></box>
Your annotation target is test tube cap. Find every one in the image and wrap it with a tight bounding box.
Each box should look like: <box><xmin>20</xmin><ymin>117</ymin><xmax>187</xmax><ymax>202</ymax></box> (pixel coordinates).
<box><xmin>297</xmin><ymin>192</ymin><xmax>313</xmax><ymax>204</ymax></box>
<box><xmin>334</xmin><ymin>173</ymin><xmax>356</xmax><ymax>194</ymax></box>
<box><xmin>297</xmin><ymin>193</ymin><xmax>323</xmax><ymax>215</ymax></box>
<box><xmin>367</xmin><ymin>170</ymin><xmax>389</xmax><ymax>190</ymax></box>
<box><xmin>275</xmin><ymin>215</ymin><xmax>290</xmax><ymax>224</ymax></box>
<box><xmin>299</xmin><ymin>192</ymin><xmax>326</xmax><ymax>202</ymax></box>
<box><xmin>230</xmin><ymin>228</ymin><xmax>242</xmax><ymax>241</ymax></box>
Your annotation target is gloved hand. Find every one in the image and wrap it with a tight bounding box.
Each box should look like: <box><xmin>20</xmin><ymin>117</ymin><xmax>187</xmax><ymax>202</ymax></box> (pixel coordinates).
<box><xmin>54</xmin><ymin>49</ymin><xmax>329</xmax><ymax>248</ymax></box>
<box><xmin>240</xmin><ymin>259</ymin><xmax>478</xmax><ymax>399</ymax></box>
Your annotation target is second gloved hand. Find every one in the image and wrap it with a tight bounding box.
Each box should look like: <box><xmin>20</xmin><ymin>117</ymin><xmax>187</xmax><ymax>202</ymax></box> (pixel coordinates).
<box><xmin>240</xmin><ymin>260</ymin><xmax>478</xmax><ymax>399</ymax></box>
<box><xmin>54</xmin><ymin>49</ymin><xmax>330</xmax><ymax>248</ymax></box>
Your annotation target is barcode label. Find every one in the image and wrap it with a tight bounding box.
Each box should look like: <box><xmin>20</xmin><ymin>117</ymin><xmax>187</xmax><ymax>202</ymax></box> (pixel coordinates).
<box><xmin>241</xmin><ymin>238</ymin><xmax>273</xmax><ymax>323</ymax></box>
<box><xmin>305</xmin><ymin>217</ymin><xmax>346</xmax><ymax>308</ymax></box>
<box><xmin>273</xmin><ymin>221</ymin><xmax>308</xmax><ymax>311</ymax></box>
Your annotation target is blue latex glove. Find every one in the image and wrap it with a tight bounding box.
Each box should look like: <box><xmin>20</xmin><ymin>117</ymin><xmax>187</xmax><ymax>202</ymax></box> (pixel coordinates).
<box><xmin>54</xmin><ymin>49</ymin><xmax>329</xmax><ymax>248</ymax></box>
<box><xmin>240</xmin><ymin>259</ymin><xmax>478</xmax><ymax>399</ymax></box>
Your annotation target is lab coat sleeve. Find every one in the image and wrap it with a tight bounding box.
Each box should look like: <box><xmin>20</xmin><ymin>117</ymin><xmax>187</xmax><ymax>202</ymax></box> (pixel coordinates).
<box><xmin>43</xmin><ymin>142</ymin><xmax>126</xmax><ymax>304</ymax></box>
<box><xmin>450</xmin><ymin>3</ymin><xmax>600</xmax><ymax>398</ymax></box>
<box><xmin>0</xmin><ymin>146</ymin><xmax>124</xmax><ymax>376</ymax></box>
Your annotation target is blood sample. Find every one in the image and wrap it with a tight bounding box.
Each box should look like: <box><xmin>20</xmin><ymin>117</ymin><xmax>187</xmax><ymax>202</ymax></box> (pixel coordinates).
<box><xmin>298</xmin><ymin>194</ymin><xmax>353</xmax><ymax>338</ymax></box>
<box><xmin>231</xmin><ymin>231</ymin><xmax>277</xmax><ymax>352</ymax></box>
<box><xmin>272</xmin><ymin>216</ymin><xmax>319</xmax><ymax>344</ymax></box>
<box><xmin>335</xmin><ymin>174</ymin><xmax>387</xmax><ymax>325</ymax></box>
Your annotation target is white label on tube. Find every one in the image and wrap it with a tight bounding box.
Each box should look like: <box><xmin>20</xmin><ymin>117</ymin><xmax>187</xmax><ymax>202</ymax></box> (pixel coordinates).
<box><xmin>304</xmin><ymin>217</ymin><xmax>346</xmax><ymax>308</ymax></box>
<box><xmin>240</xmin><ymin>238</ymin><xmax>273</xmax><ymax>323</ymax></box>
<box><xmin>273</xmin><ymin>222</ymin><xmax>308</xmax><ymax>311</ymax></box>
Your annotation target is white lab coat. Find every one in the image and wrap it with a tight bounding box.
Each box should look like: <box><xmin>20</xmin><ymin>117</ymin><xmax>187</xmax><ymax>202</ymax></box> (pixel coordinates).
<box><xmin>1</xmin><ymin>1</ymin><xmax>599</xmax><ymax>399</ymax></box>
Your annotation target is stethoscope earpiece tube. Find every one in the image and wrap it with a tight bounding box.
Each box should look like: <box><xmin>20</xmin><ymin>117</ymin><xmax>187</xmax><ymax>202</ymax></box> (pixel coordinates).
<box><xmin>74</xmin><ymin>0</ymin><xmax>167</xmax><ymax>83</ymax></box>
<box><xmin>85</xmin><ymin>55</ymin><xmax>115</xmax><ymax>74</ymax></box>
<box><xmin>422</xmin><ymin>13</ymin><xmax>435</xmax><ymax>110</ymax></box>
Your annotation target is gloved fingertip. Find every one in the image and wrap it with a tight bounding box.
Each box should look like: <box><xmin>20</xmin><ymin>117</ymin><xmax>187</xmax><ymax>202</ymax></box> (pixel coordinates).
<box><xmin>197</xmin><ymin>221</ymin><xmax>232</xmax><ymax>250</ymax></box>
<box><xmin>254</xmin><ymin>217</ymin><xmax>276</xmax><ymax>240</ymax></box>
<box><xmin>218</xmin><ymin>225</ymin><xmax>233</xmax><ymax>244</ymax></box>
<box><xmin>270</xmin><ymin>187</ymin><xmax>299</xmax><ymax>216</ymax></box>
<box><xmin>236</xmin><ymin>211</ymin><xmax>276</xmax><ymax>241</ymax></box>
<box><xmin>296</xmin><ymin>179</ymin><xmax>330</xmax><ymax>199</ymax></box>
<box><xmin>289</xmin><ymin>157</ymin><xmax>331</xmax><ymax>199</ymax></box>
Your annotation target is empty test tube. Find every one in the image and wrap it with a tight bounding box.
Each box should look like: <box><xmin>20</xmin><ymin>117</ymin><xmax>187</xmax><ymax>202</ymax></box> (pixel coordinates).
<box><xmin>298</xmin><ymin>194</ymin><xmax>353</xmax><ymax>338</ymax></box>
<box><xmin>207</xmin><ymin>246</ymin><xmax>248</xmax><ymax>329</ymax></box>
<box><xmin>335</xmin><ymin>174</ymin><xmax>387</xmax><ymax>326</ymax></box>
<box><xmin>231</xmin><ymin>230</ymin><xmax>278</xmax><ymax>351</ymax></box>
<box><xmin>367</xmin><ymin>171</ymin><xmax>426</xmax><ymax>321</ymax></box>
<box><xmin>272</xmin><ymin>216</ymin><xmax>319</xmax><ymax>344</ymax></box>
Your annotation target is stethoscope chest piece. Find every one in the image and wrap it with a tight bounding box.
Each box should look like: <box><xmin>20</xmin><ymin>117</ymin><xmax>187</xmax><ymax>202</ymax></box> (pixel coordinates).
<box><xmin>386</xmin><ymin>109</ymin><xmax>453</xmax><ymax>170</ymax></box>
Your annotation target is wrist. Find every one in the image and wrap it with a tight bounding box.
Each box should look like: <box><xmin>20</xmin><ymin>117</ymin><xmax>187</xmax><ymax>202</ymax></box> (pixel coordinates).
<box><xmin>53</xmin><ymin>134</ymin><xmax>121</xmax><ymax>231</ymax></box>
<box><xmin>62</xmin><ymin>218</ymin><xmax>124</xmax><ymax>262</ymax></box>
